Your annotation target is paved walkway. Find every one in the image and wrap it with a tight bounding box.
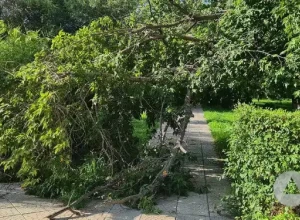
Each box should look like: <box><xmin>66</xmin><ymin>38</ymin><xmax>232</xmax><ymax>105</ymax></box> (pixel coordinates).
<box><xmin>0</xmin><ymin>107</ymin><xmax>232</xmax><ymax>220</ymax></box>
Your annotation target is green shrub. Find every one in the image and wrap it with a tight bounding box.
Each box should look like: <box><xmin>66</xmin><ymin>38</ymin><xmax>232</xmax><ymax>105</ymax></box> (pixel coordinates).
<box><xmin>225</xmin><ymin>104</ymin><xmax>300</xmax><ymax>219</ymax></box>
<box><xmin>254</xmin><ymin>206</ymin><xmax>300</xmax><ymax>220</ymax></box>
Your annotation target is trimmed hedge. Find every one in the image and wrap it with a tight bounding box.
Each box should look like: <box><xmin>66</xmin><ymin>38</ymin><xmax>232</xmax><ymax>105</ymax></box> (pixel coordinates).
<box><xmin>225</xmin><ymin>104</ymin><xmax>300</xmax><ymax>219</ymax></box>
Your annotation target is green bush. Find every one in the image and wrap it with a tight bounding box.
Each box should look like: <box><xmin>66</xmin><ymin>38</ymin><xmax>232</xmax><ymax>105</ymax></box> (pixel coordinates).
<box><xmin>225</xmin><ymin>104</ymin><xmax>300</xmax><ymax>219</ymax></box>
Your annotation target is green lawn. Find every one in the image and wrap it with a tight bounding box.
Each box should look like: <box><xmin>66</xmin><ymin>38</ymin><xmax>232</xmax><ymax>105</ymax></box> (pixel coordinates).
<box><xmin>252</xmin><ymin>98</ymin><xmax>293</xmax><ymax>111</ymax></box>
<box><xmin>203</xmin><ymin>107</ymin><xmax>235</xmax><ymax>157</ymax></box>
<box><xmin>203</xmin><ymin>99</ymin><xmax>293</xmax><ymax>157</ymax></box>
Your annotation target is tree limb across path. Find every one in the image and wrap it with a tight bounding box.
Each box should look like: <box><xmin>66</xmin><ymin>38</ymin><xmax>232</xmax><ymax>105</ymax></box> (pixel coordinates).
<box><xmin>47</xmin><ymin>88</ymin><xmax>193</xmax><ymax>220</ymax></box>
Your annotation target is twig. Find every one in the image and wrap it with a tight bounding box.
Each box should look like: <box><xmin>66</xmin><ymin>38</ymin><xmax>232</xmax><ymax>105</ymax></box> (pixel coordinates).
<box><xmin>46</xmin><ymin>177</ymin><xmax>118</xmax><ymax>219</ymax></box>
<box><xmin>185</xmin><ymin>22</ymin><xmax>198</xmax><ymax>33</ymax></box>
<box><xmin>245</xmin><ymin>49</ymin><xmax>286</xmax><ymax>60</ymax></box>
<box><xmin>120</xmin><ymin>33</ymin><xmax>201</xmax><ymax>54</ymax></box>
<box><xmin>120</xmin><ymin>35</ymin><xmax>164</xmax><ymax>54</ymax></box>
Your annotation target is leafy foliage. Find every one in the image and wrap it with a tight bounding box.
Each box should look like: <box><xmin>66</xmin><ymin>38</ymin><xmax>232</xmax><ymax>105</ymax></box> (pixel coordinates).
<box><xmin>0</xmin><ymin>21</ymin><xmax>47</xmax><ymax>181</ymax></box>
<box><xmin>196</xmin><ymin>0</ymin><xmax>300</xmax><ymax>107</ymax></box>
<box><xmin>225</xmin><ymin>104</ymin><xmax>300</xmax><ymax>219</ymax></box>
<box><xmin>138</xmin><ymin>196</ymin><xmax>162</xmax><ymax>214</ymax></box>
<box><xmin>0</xmin><ymin>5</ymin><xmax>196</xmax><ymax>203</ymax></box>
<box><xmin>0</xmin><ymin>20</ymin><xmax>48</xmax><ymax>89</ymax></box>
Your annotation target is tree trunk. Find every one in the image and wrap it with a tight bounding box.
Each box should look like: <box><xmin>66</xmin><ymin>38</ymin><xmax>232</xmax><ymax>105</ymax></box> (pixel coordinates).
<box><xmin>292</xmin><ymin>97</ymin><xmax>300</xmax><ymax>110</ymax></box>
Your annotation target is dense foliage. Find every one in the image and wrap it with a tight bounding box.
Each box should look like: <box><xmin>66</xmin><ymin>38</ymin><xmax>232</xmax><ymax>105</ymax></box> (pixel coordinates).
<box><xmin>197</xmin><ymin>0</ymin><xmax>300</xmax><ymax>108</ymax></box>
<box><xmin>225</xmin><ymin>104</ymin><xmax>300</xmax><ymax>219</ymax></box>
<box><xmin>0</xmin><ymin>20</ymin><xmax>47</xmax><ymax>90</ymax></box>
<box><xmin>0</xmin><ymin>21</ymin><xmax>48</xmax><ymax>182</ymax></box>
<box><xmin>0</xmin><ymin>0</ymin><xmax>201</xmax><ymax>204</ymax></box>
<box><xmin>204</xmin><ymin>99</ymin><xmax>293</xmax><ymax>158</ymax></box>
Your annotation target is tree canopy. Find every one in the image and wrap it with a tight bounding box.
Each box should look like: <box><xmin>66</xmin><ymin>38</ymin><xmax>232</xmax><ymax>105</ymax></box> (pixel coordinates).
<box><xmin>196</xmin><ymin>0</ymin><xmax>300</xmax><ymax>107</ymax></box>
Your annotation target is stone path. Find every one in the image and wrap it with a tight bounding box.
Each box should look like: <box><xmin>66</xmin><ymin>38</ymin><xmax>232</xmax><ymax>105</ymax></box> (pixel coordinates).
<box><xmin>0</xmin><ymin>106</ymin><xmax>232</xmax><ymax>220</ymax></box>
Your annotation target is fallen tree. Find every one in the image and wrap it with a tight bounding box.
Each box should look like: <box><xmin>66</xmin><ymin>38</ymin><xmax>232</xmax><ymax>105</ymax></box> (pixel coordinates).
<box><xmin>0</xmin><ymin>1</ymin><xmax>222</xmax><ymax>218</ymax></box>
<box><xmin>47</xmin><ymin>89</ymin><xmax>193</xmax><ymax>219</ymax></box>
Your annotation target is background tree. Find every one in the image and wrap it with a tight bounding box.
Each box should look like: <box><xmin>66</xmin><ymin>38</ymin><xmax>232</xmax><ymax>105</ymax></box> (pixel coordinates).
<box><xmin>0</xmin><ymin>0</ymin><xmax>138</xmax><ymax>36</ymax></box>
<box><xmin>196</xmin><ymin>0</ymin><xmax>300</xmax><ymax>108</ymax></box>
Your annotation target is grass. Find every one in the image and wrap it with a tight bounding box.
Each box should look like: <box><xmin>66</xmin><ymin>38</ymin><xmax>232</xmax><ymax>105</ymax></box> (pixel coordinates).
<box><xmin>252</xmin><ymin>99</ymin><xmax>293</xmax><ymax>111</ymax></box>
<box><xmin>203</xmin><ymin>107</ymin><xmax>235</xmax><ymax>157</ymax></box>
<box><xmin>203</xmin><ymin>98</ymin><xmax>293</xmax><ymax>157</ymax></box>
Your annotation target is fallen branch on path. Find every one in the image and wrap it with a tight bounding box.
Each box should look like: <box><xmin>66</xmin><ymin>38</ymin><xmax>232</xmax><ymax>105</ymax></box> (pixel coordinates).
<box><xmin>47</xmin><ymin>87</ymin><xmax>193</xmax><ymax>220</ymax></box>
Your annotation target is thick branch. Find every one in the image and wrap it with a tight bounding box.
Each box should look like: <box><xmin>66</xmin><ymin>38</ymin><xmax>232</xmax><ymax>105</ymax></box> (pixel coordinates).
<box><xmin>131</xmin><ymin>19</ymin><xmax>191</xmax><ymax>34</ymax></box>
<box><xmin>192</xmin><ymin>14</ymin><xmax>224</xmax><ymax>22</ymax></box>
<box><xmin>175</xmin><ymin>34</ymin><xmax>201</xmax><ymax>42</ymax></box>
<box><xmin>168</xmin><ymin>0</ymin><xmax>224</xmax><ymax>21</ymax></box>
<box><xmin>174</xmin><ymin>88</ymin><xmax>192</xmax><ymax>154</ymax></box>
<box><xmin>47</xmin><ymin>89</ymin><xmax>194</xmax><ymax>219</ymax></box>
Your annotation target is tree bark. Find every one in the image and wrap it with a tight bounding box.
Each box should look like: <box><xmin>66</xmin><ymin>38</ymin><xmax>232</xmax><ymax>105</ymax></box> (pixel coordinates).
<box><xmin>292</xmin><ymin>97</ymin><xmax>300</xmax><ymax>110</ymax></box>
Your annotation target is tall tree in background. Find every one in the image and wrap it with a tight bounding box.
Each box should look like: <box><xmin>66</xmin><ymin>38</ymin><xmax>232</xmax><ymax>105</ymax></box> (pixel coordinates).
<box><xmin>0</xmin><ymin>0</ymin><xmax>138</xmax><ymax>35</ymax></box>
<box><xmin>196</xmin><ymin>0</ymin><xmax>300</xmax><ymax>108</ymax></box>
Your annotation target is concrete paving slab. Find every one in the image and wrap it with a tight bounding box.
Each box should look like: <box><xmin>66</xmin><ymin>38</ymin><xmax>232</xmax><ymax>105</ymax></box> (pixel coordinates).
<box><xmin>23</xmin><ymin>210</ymin><xmax>77</xmax><ymax>220</ymax></box>
<box><xmin>177</xmin><ymin>193</ymin><xmax>209</xmax><ymax>216</ymax></box>
<box><xmin>0</xmin><ymin>199</ymin><xmax>14</xmax><ymax>209</ymax></box>
<box><xmin>0</xmin><ymin>215</ymin><xmax>26</xmax><ymax>220</ymax></box>
<box><xmin>140</xmin><ymin>214</ymin><xmax>175</xmax><ymax>220</ymax></box>
<box><xmin>84</xmin><ymin>201</ymin><xmax>112</xmax><ymax>213</ymax></box>
<box><xmin>176</xmin><ymin>214</ymin><xmax>210</xmax><ymax>220</ymax></box>
<box><xmin>15</xmin><ymin>204</ymin><xmax>48</xmax><ymax>215</ymax></box>
<box><xmin>155</xmin><ymin>196</ymin><xmax>178</xmax><ymax>217</ymax></box>
<box><xmin>209</xmin><ymin>216</ymin><xmax>233</xmax><ymax>220</ymax></box>
<box><xmin>107</xmin><ymin>204</ymin><xmax>142</xmax><ymax>219</ymax></box>
<box><xmin>0</xmin><ymin>207</ymin><xmax>21</xmax><ymax>218</ymax></box>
